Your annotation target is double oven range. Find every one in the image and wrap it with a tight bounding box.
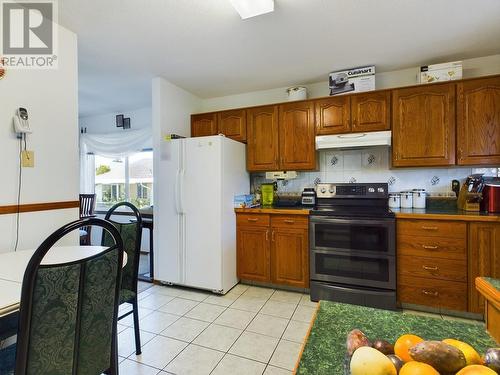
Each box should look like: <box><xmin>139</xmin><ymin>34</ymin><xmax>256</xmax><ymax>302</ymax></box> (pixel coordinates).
<box><xmin>309</xmin><ymin>183</ymin><xmax>397</xmax><ymax>310</ymax></box>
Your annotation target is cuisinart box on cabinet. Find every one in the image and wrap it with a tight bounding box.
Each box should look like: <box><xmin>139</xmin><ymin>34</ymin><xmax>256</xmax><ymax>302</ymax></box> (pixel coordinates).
<box><xmin>329</xmin><ymin>66</ymin><xmax>375</xmax><ymax>95</ymax></box>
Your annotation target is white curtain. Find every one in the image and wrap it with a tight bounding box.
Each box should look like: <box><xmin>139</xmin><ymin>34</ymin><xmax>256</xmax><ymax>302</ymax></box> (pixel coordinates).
<box><xmin>79</xmin><ymin>128</ymin><xmax>152</xmax><ymax>193</ymax></box>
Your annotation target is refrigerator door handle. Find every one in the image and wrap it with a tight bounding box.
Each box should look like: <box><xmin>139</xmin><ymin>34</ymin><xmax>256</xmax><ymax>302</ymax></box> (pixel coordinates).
<box><xmin>179</xmin><ymin>169</ymin><xmax>185</xmax><ymax>214</ymax></box>
<box><xmin>175</xmin><ymin>169</ymin><xmax>182</xmax><ymax>214</ymax></box>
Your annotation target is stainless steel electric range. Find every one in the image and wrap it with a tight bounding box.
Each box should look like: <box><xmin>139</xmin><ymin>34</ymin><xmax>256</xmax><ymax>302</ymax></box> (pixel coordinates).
<box><xmin>309</xmin><ymin>183</ymin><xmax>397</xmax><ymax>310</ymax></box>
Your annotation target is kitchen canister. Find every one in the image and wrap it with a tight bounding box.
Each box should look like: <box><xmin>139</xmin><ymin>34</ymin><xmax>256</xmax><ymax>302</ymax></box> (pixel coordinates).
<box><xmin>287</xmin><ymin>86</ymin><xmax>307</xmax><ymax>101</ymax></box>
<box><xmin>400</xmin><ymin>191</ymin><xmax>413</xmax><ymax>208</ymax></box>
<box><xmin>412</xmin><ymin>189</ymin><xmax>427</xmax><ymax>209</ymax></box>
<box><xmin>388</xmin><ymin>193</ymin><xmax>400</xmax><ymax>209</ymax></box>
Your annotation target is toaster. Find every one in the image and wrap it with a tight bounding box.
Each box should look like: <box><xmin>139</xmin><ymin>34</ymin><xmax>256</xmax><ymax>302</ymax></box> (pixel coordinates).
<box><xmin>301</xmin><ymin>188</ymin><xmax>316</xmax><ymax>206</ymax></box>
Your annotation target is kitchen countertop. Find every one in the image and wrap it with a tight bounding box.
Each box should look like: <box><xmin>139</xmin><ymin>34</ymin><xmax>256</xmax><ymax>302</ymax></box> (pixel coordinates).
<box><xmin>484</xmin><ymin>277</ymin><xmax>500</xmax><ymax>292</ymax></box>
<box><xmin>234</xmin><ymin>206</ymin><xmax>311</xmax><ymax>215</ymax></box>
<box><xmin>296</xmin><ymin>301</ymin><xmax>497</xmax><ymax>375</ymax></box>
<box><xmin>393</xmin><ymin>208</ymin><xmax>500</xmax><ymax>222</ymax></box>
<box><xmin>236</xmin><ymin>206</ymin><xmax>500</xmax><ymax>221</ymax></box>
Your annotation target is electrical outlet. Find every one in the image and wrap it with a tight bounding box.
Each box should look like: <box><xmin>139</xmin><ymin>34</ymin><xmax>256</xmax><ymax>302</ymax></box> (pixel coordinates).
<box><xmin>21</xmin><ymin>150</ymin><xmax>34</xmax><ymax>167</ymax></box>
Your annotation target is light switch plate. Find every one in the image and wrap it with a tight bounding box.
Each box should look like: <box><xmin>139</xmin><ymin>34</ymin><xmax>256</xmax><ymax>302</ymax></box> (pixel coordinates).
<box><xmin>21</xmin><ymin>150</ymin><xmax>34</xmax><ymax>167</ymax></box>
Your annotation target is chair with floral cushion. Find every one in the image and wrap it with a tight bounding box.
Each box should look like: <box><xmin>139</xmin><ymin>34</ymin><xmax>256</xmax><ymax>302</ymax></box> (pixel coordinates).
<box><xmin>102</xmin><ymin>201</ymin><xmax>143</xmax><ymax>355</ymax></box>
<box><xmin>0</xmin><ymin>217</ymin><xmax>124</xmax><ymax>375</ymax></box>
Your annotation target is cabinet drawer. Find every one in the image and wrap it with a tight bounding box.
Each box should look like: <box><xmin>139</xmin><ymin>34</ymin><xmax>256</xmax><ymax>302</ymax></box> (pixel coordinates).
<box><xmin>397</xmin><ymin>235</ymin><xmax>466</xmax><ymax>260</ymax></box>
<box><xmin>398</xmin><ymin>255</ymin><xmax>466</xmax><ymax>282</ymax></box>
<box><xmin>397</xmin><ymin>220</ymin><xmax>466</xmax><ymax>239</ymax></box>
<box><xmin>237</xmin><ymin>214</ymin><xmax>270</xmax><ymax>227</ymax></box>
<box><xmin>398</xmin><ymin>275</ymin><xmax>467</xmax><ymax>311</ymax></box>
<box><xmin>271</xmin><ymin>215</ymin><xmax>308</xmax><ymax>229</ymax></box>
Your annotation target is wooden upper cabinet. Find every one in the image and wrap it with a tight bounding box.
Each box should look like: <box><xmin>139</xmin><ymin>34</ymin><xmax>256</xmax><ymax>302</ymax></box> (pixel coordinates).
<box><xmin>191</xmin><ymin>113</ymin><xmax>217</xmax><ymax>137</ymax></box>
<box><xmin>392</xmin><ymin>83</ymin><xmax>456</xmax><ymax>167</ymax></box>
<box><xmin>457</xmin><ymin>76</ymin><xmax>500</xmax><ymax>165</ymax></box>
<box><xmin>351</xmin><ymin>91</ymin><xmax>391</xmax><ymax>133</ymax></box>
<box><xmin>468</xmin><ymin>222</ymin><xmax>500</xmax><ymax>314</ymax></box>
<box><xmin>218</xmin><ymin>109</ymin><xmax>247</xmax><ymax>142</ymax></box>
<box><xmin>247</xmin><ymin>106</ymin><xmax>280</xmax><ymax>171</ymax></box>
<box><xmin>279</xmin><ymin>101</ymin><xmax>316</xmax><ymax>170</ymax></box>
<box><xmin>315</xmin><ymin>96</ymin><xmax>351</xmax><ymax>135</ymax></box>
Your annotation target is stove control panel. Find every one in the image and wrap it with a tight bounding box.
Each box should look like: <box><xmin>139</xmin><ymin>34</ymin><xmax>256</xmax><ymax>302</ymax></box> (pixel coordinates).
<box><xmin>316</xmin><ymin>183</ymin><xmax>388</xmax><ymax>199</ymax></box>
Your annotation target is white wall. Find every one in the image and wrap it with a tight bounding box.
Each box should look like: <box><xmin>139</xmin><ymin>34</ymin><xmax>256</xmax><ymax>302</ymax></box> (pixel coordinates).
<box><xmin>79</xmin><ymin>107</ymin><xmax>152</xmax><ymax>135</ymax></box>
<box><xmin>151</xmin><ymin>77</ymin><xmax>201</xmax><ymax>269</ymax></box>
<box><xmin>0</xmin><ymin>25</ymin><xmax>79</xmax><ymax>252</ymax></box>
<box><xmin>201</xmin><ymin>54</ymin><xmax>500</xmax><ymax>112</ymax></box>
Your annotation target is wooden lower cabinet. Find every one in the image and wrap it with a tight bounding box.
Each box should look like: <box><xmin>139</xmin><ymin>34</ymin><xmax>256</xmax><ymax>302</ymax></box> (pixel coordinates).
<box><xmin>271</xmin><ymin>218</ymin><xmax>309</xmax><ymax>288</ymax></box>
<box><xmin>237</xmin><ymin>226</ymin><xmax>270</xmax><ymax>282</ymax></box>
<box><xmin>236</xmin><ymin>213</ymin><xmax>309</xmax><ymax>288</ymax></box>
<box><xmin>468</xmin><ymin>222</ymin><xmax>500</xmax><ymax>314</ymax></box>
<box><xmin>397</xmin><ymin>218</ymin><xmax>468</xmax><ymax>311</ymax></box>
<box><xmin>398</xmin><ymin>275</ymin><xmax>468</xmax><ymax>312</ymax></box>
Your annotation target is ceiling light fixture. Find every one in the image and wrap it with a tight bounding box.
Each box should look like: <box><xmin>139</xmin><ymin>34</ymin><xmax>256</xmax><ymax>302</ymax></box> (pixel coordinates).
<box><xmin>230</xmin><ymin>0</ymin><xmax>274</xmax><ymax>19</ymax></box>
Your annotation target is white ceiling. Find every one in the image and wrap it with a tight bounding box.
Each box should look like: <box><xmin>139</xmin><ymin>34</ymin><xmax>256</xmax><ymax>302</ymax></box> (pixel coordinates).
<box><xmin>59</xmin><ymin>0</ymin><xmax>500</xmax><ymax>117</ymax></box>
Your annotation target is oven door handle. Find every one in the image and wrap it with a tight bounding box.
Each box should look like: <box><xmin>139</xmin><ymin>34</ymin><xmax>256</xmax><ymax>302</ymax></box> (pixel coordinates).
<box><xmin>310</xmin><ymin>216</ymin><xmax>394</xmax><ymax>226</ymax></box>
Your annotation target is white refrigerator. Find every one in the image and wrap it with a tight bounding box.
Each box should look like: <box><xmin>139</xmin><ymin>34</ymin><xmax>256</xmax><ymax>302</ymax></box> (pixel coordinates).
<box><xmin>155</xmin><ymin>135</ymin><xmax>249</xmax><ymax>294</ymax></box>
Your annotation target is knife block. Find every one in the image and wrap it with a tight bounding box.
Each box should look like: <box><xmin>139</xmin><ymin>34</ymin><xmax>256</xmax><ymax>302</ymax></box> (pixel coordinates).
<box><xmin>457</xmin><ymin>185</ymin><xmax>482</xmax><ymax>211</ymax></box>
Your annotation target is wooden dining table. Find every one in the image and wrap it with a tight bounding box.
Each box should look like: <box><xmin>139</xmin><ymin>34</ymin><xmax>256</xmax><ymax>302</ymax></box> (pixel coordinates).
<box><xmin>0</xmin><ymin>246</ymin><xmax>127</xmax><ymax>318</ymax></box>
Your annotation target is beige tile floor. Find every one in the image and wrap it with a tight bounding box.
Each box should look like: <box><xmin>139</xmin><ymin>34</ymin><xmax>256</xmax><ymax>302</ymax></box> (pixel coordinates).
<box><xmin>118</xmin><ymin>283</ymin><xmax>483</xmax><ymax>375</ymax></box>
<box><xmin>117</xmin><ymin>284</ymin><xmax>318</xmax><ymax>375</ymax></box>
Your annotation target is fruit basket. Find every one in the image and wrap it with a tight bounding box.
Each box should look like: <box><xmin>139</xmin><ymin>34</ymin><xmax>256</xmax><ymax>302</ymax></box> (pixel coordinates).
<box><xmin>344</xmin><ymin>329</ymin><xmax>499</xmax><ymax>375</ymax></box>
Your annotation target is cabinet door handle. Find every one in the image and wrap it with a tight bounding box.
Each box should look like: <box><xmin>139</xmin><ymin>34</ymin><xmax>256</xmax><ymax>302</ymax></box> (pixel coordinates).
<box><xmin>422</xmin><ymin>265</ymin><xmax>439</xmax><ymax>271</ymax></box>
<box><xmin>272</xmin><ymin>231</ymin><xmax>275</xmax><ymax>242</ymax></box>
<box><xmin>422</xmin><ymin>245</ymin><xmax>438</xmax><ymax>250</ymax></box>
<box><xmin>266</xmin><ymin>230</ymin><xmax>269</xmax><ymax>241</ymax></box>
<box><xmin>422</xmin><ymin>289</ymin><xmax>439</xmax><ymax>297</ymax></box>
<box><xmin>247</xmin><ymin>218</ymin><xmax>258</xmax><ymax>222</ymax></box>
<box><xmin>421</xmin><ymin>226</ymin><xmax>438</xmax><ymax>231</ymax></box>
<box><xmin>284</xmin><ymin>219</ymin><xmax>295</xmax><ymax>224</ymax></box>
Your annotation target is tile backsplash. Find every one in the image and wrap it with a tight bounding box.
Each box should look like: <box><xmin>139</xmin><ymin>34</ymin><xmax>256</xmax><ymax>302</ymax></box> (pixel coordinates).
<box><xmin>250</xmin><ymin>147</ymin><xmax>499</xmax><ymax>196</ymax></box>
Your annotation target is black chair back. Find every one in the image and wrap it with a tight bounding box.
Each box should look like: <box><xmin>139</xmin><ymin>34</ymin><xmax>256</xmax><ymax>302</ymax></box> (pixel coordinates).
<box><xmin>102</xmin><ymin>202</ymin><xmax>143</xmax><ymax>299</ymax></box>
<box><xmin>79</xmin><ymin>194</ymin><xmax>96</xmax><ymax>245</ymax></box>
<box><xmin>15</xmin><ymin>218</ymin><xmax>124</xmax><ymax>375</ymax></box>
<box><xmin>79</xmin><ymin>194</ymin><xmax>96</xmax><ymax>218</ymax></box>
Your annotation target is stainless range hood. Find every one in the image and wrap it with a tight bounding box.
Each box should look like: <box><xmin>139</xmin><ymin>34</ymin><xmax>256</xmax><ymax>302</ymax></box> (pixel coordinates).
<box><xmin>315</xmin><ymin>131</ymin><xmax>391</xmax><ymax>150</ymax></box>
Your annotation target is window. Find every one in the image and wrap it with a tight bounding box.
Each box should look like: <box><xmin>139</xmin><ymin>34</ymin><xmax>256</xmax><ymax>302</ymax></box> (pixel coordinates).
<box><xmin>94</xmin><ymin>150</ymin><xmax>153</xmax><ymax>210</ymax></box>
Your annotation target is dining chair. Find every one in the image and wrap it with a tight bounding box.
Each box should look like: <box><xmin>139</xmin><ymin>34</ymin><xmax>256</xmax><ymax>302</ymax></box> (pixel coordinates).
<box><xmin>0</xmin><ymin>217</ymin><xmax>124</xmax><ymax>375</ymax></box>
<box><xmin>79</xmin><ymin>193</ymin><xmax>96</xmax><ymax>245</ymax></box>
<box><xmin>102</xmin><ymin>202</ymin><xmax>143</xmax><ymax>355</ymax></box>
